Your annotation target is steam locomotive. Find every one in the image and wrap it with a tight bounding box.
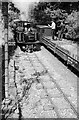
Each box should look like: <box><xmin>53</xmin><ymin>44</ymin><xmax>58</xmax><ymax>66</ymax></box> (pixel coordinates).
<box><xmin>13</xmin><ymin>20</ymin><xmax>40</xmax><ymax>52</ymax></box>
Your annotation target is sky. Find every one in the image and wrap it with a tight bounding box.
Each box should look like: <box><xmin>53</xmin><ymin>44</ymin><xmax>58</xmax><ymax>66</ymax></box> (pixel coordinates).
<box><xmin>10</xmin><ymin>0</ymin><xmax>39</xmax><ymax>20</ymax></box>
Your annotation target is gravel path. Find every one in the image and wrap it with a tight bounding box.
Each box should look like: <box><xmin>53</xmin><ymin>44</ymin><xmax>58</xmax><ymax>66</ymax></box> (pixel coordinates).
<box><xmin>7</xmin><ymin>46</ymin><xmax>77</xmax><ymax>118</ymax></box>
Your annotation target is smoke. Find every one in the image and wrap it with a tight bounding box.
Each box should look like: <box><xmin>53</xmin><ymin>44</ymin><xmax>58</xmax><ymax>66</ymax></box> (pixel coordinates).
<box><xmin>11</xmin><ymin>0</ymin><xmax>40</xmax><ymax>20</ymax></box>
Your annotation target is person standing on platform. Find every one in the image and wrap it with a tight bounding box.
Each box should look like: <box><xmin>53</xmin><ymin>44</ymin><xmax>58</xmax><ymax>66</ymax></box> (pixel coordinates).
<box><xmin>58</xmin><ymin>21</ymin><xmax>65</xmax><ymax>41</ymax></box>
<box><xmin>48</xmin><ymin>20</ymin><xmax>56</xmax><ymax>40</ymax></box>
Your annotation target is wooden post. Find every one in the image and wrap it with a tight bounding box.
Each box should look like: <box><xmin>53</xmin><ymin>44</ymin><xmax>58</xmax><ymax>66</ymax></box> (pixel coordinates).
<box><xmin>5</xmin><ymin>29</ymin><xmax>9</xmax><ymax>98</ymax></box>
<box><xmin>13</xmin><ymin>60</ymin><xmax>16</xmax><ymax>89</ymax></box>
<box><xmin>2</xmin><ymin>1</ymin><xmax>9</xmax><ymax>98</ymax></box>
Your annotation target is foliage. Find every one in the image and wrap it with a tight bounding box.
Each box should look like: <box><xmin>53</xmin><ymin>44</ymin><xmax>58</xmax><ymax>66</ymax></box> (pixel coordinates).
<box><xmin>31</xmin><ymin>2</ymin><xmax>79</xmax><ymax>40</ymax></box>
<box><xmin>8</xmin><ymin>2</ymin><xmax>20</xmax><ymax>39</ymax></box>
<box><xmin>65</xmin><ymin>10</ymin><xmax>79</xmax><ymax>39</ymax></box>
<box><xmin>9</xmin><ymin>2</ymin><xmax>20</xmax><ymax>13</ymax></box>
<box><xmin>1</xmin><ymin>2</ymin><xmax>20</xmax><ymax>41</ymax></box>
<box><xmin>8</xmin><ymin>2</ymin><xmax>20</xmax><ymax>23</ymax></box>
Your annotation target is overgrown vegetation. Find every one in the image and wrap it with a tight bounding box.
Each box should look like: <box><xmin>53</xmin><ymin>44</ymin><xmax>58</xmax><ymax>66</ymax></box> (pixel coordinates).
<box><xmin>8</xmin><ymin>2</ymin><xmax>20</xmax><ymax>27</ymax></box>
<box><xmin>30</xmin><ymin>2</ymin><xmax>79</xmax><ymax>41</ymax></box>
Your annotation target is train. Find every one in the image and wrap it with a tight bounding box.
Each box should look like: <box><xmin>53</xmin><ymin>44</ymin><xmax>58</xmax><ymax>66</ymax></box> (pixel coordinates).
<box><xmin>13</xmin><ymin>20</ymin><xmax>40</xmax><ymax>52</ymax></box>
<box><xmin>13</xmin><ymin>20</ymin><xmax>79</xmax><ymax>73</ymax></box>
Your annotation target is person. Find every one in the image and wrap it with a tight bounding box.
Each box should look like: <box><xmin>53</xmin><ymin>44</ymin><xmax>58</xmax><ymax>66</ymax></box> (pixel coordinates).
<box><xmin>48</xmin><ymin>20</ymin><xmax>56</xmax><ymax>40</ymax></box>
<box><xmin>58</xmin><ymin>21</ymin><xmax>65</xmax><ymax>40</ymax></box>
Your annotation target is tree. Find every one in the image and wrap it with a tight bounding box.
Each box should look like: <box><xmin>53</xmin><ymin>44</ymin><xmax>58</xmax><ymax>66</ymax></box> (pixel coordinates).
<box><xmin>31</xmin><ymin>2</ymin><xmax>52</xmax><ymax>25</ymax></box>
<box><xmin>65</xmin><ymin>10</ymin><xmax>79</xmax><ymax>40</ymax></box>
<box><xmin>8</xmin><ymin>2</ymin><xmax>20</xmax><ymax>23</ymax></box>
<box><xmin>30</xmin><ymin>2</ymin><xmax>79</xmax><ymax>41</ymax></box>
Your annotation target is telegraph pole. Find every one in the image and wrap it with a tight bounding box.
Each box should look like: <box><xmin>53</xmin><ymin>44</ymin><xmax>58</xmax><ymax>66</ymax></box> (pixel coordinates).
<box><xmin>2</xmin><ymin>1</ymin><xmax>9</xmax><ymax>99</ymax></box>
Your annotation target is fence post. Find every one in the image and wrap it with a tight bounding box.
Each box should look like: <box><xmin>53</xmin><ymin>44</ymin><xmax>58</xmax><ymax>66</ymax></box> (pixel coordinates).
<box><xmin>2</xmin><ymin>1</ymin><xmax>9</xmax><ymax>99</ymax></box>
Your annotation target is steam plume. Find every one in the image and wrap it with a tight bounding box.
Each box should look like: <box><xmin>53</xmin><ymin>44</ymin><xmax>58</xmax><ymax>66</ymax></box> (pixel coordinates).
<box><xmin>11</xmin><ymin>0</ymin><xmax>39</xmax><ymax>20</ymax></box>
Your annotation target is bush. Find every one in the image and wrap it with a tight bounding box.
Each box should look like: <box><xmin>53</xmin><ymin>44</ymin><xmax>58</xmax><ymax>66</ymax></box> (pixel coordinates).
<box><xmin>31</xmin><ymin>2</ymin><xmax>79</xmax><ymax>41</ymax></box>
<box><xmin>65</xmin><ymin>11</ymin><xmax>79</xmax><ymax>40</ymax></box>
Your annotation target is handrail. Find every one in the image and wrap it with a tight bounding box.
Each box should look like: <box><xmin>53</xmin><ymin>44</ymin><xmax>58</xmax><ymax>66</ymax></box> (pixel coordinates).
<box><xmin>42</xmin><ymin>36</ymin><xmax>79</xmax><ymax>64</ymax></box>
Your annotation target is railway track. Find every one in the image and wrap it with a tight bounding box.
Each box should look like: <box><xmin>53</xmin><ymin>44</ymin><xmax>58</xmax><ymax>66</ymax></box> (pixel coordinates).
<box><xmin>25</xmin><ymin>51</ymin><xmax>78</xmax><ymax>118</ymax></box>
<box><xmin>26</xmin><ymin>53</ymin><xmax>60</xmax><ymax>118</ymax></box>
<box><xmin>6</xmin><ymin>46</ymin><xmax>77</xmax><ymax>118</ymax></box>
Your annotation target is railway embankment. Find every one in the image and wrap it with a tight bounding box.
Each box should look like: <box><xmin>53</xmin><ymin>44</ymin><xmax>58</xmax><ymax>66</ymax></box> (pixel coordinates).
<box><xmin>2</xmin><ymin>46</ymin><xmax>77</xmax><ymax>118</ymax></box>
